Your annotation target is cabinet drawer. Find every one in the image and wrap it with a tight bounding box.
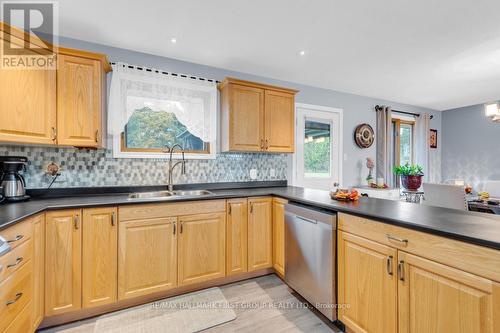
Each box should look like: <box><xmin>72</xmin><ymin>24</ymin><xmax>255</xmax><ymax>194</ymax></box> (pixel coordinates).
<box><xmin>338</xmin><ymin>213</ymin><xmax>500</xmax><ymax>282</ymax></box>
<box><xmin>0</xmin><ymin>219</ymin><xmax>32</xmax><ymax>250</ymax></box>
<box><xmin>119</xmin><ymin>200</ymin><xmax>226</xmax><ymax>221</ymax></box>
<box><xmin>0</xmin><ymin>260</ymin><xmax>32</xmax><ymax>332</ymax></box>
<box><xmin>0</xmin><ymin>239</ymin><xmax>32</xmax><ymax>283</ymax></box>
<box><xmin>4</xmin><ymin>301</ymin><xmax>32</xmax><ymax>333</ymax></box>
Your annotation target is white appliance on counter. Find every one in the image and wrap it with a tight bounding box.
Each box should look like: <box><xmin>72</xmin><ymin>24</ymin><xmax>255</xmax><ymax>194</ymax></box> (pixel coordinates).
<box><xmin>352</xmin><ymin>186</ymin><xmax>401</xmax><ymax>200</ymax></box>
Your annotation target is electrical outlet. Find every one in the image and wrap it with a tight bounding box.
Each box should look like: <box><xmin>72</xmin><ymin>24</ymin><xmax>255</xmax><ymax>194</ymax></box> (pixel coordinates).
<box><xmin>249</xmin><ymin>169</ymin><xmax>258</xmax><ymax>180</ymax></box>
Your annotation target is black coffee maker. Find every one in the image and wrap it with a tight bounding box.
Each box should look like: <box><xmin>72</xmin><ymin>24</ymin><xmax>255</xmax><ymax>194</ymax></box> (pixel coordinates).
<box><xmin>0</xmin><ymin>156</ymin><xmax>30</xmax><ymax>202</ymax></box>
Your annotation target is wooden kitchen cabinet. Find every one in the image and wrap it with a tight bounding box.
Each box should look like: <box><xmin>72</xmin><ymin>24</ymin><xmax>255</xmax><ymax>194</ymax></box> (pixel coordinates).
<box><xmin>57</xmin><ymin>52</ymin><xmax>105</xmax><ymax>147</ymax></box>
<box><xmin>178</xmin><ymin>212</ymin><xmax>226</xmax><ymax>286</ymax></box>
<box><xmin>272</xmin><ymin>197</ymin><xmax>287</xmax><ymax>277</ymax></box>
<box><xmin>118</xmin><ymin>217</ymin><xmax>177</xmax><ymax>300</ymax></box>
<box><xmin>219</xmin><ymin>77</ymin><xmax>298</xmax><ymax>153</ymax></box>
<box><xmin>45</xmin><ymin>209</ymin><xmax>82</xmax><ymax>316</ymax></box>
<box><xmin>82</xmin><ymin>207</ymin><xmax>118</xmax><ymax>308</ymax></box>
<box><xmin>264</xmin><ymin>90</ymin><xmax>295</xmax><ymax>152</ymax></box>
<box><xmin>226</xmin><ymin>198</ymin><xmax>248</xmax><ymax>276</ymax></box>
<box><xmin>398</xmin><ymin>251</ymin><xmax>497</xmax><ymax>333</ymax></box>
<box><xmin>0</xmin><ymin>26</ymin><xmax>56</xmax><ymax>145</ymax></box>
<box><xmin>248</xmin><ymin>197</ymin><xmax>273</xmax><ymax>271</ymax></box>
<box><xmin>32</xmin><ymin>214</ymin><xmax>45</xmax><ymax>329</ymax></box>
<box><xmin>338</xmin><ymin>231</ymin><xmax>398</xmax><ymax>333</ymax></box>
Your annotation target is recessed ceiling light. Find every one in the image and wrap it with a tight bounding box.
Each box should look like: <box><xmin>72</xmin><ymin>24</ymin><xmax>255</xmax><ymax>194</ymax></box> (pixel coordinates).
<box><xmin>171</xmin><ymin>37</ymin><xmax>177</xmax><ymax>44</ymax></box>
<box><xmin>299</xmin><ymin>50</ymin><xmax>306</xmax><ymax>56</ymax></box>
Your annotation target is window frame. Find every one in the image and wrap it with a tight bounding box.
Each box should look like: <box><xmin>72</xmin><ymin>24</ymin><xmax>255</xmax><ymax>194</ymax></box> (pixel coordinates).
<box><xmin>392</xmin><ymin>118</ymin><xmax>415</xmax><ymax>186</ymax></box>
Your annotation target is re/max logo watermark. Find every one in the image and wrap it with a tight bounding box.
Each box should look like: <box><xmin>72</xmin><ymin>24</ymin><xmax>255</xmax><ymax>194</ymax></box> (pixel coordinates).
<box><xmin>1</xmin><ymin>1</ymin><xmax>58</xmax><ymax>70</ymax></box>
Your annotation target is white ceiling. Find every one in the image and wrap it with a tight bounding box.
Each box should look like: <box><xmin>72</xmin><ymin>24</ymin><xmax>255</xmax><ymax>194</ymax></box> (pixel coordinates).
<box><xmin>57</xmin><ymin>0</ymin><xmax>500</xmax><ymax>110</ymax></box>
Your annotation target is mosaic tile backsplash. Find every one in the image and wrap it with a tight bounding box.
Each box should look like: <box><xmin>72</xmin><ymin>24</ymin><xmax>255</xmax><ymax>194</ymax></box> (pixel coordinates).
<box><xmin>0</xmin><ymin>145</ymin><xmax>288</xmax><ymax>189</ymax></box>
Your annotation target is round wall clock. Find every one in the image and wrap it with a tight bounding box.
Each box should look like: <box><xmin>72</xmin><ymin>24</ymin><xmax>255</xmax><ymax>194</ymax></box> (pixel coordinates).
<box><xmin>354</xmin><ymin>123</ymin><xmax>375</xmax><ymax>148</ymax></box>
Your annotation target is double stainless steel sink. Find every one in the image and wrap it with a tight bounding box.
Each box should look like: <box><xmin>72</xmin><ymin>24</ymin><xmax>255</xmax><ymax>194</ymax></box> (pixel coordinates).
<box><xmin>128</xmin><ymin>189</ymin><xmax>214</xmax><ymax>201</ymax></box>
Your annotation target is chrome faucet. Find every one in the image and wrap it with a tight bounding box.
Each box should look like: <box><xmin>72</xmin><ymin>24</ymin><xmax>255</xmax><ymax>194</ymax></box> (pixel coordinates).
<box><xmin>165</xmin><ymin>144</ymin><xmax>186</xmax><ymax>192</ymax></box>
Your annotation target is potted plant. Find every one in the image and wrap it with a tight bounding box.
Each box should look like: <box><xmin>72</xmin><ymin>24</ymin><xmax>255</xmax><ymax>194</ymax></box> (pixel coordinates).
<box><xmin>393</xmin><ymin>164</ymin><xmax>424</xmax><ymax>190</ymax></box>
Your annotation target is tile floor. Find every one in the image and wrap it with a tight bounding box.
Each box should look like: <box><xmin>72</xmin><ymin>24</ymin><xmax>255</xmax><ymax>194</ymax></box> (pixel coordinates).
<box><xmin>40</xmin><ymin>274</ymin><xmax>342</xmax><ymax>333</ymax></box>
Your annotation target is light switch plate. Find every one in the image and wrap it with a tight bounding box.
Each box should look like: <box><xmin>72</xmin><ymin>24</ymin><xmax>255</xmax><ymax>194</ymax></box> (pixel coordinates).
<box><xmin>249</xmin><ymin>169</ymin><xmax>258</xmax><ymax>180</ymax></box>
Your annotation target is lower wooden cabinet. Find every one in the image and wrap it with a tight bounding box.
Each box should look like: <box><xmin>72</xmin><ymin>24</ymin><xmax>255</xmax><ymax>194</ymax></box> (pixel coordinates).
<box><xmin>338</xmin><ymin>231</ymin><xmax>398</xmax><ymax>333</ymax></box>
<box><xmin>272</xmin><ymin>198</ymin><xmax>286</xmax><ymax>277</ymax></box>
<box><xmin>178</xmin><ymin>213</ymin><xmax>226</xmax><ymax>286</ymax></box>
<box><xmin>82</xmin><ymin>207</ymin><xmax>118</xmax><ymax>308</ymax></box>
<box><xmin>398</xmin><ymin>251</ymin><xmax>496</xmax><ymax>333</ymax></box>
<box><xmin>32</xmin><ymin>214</ymin><xmax>45</xmax><ymax>329</ymax></box>
<box><xmin>118</xmin><ymin>217</ymin><xmax>177</xmax><ymax>300</ymax></box>
<box><xmin>45</xmin><ymin>209</ymin><xmax>82</xmax><ymax>316</ymax></box>
<box><xmin>226</xmin><ymin>198</ymin><xmax>248</xmax><ymax>276</ymax></box>
<box><xmin>248</xmin><ymin>197</ymin><xmax>273</xmax><ymax>271</ymax></box>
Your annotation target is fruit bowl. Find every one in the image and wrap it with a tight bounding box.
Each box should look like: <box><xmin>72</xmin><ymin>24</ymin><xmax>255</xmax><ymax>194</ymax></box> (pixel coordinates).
<box><xmin>330</xmin><ymin>189</ymin><xmax>359</xmax><ymax>202</ymax></box>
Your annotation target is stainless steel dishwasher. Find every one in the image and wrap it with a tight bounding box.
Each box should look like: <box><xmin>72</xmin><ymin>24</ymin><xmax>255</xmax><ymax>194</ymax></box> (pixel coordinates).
<box><xmin>285</xmin><ymin>202</ymin><xmax>337</xmax><ymax>321</ymax></box>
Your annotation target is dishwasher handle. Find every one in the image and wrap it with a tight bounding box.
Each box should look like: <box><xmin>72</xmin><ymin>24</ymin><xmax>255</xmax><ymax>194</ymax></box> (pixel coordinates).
<box><xmin>294</xmin><ymin>215</ymin><xmax>318</xmax><ymax>224</ymax></box>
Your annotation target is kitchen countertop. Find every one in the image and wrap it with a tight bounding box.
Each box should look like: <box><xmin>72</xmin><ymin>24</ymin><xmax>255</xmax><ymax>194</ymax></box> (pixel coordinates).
<box><xmin>1</xmin><ymin>186</ymin><xmax>500</xmax><ymax>250</ymax></box>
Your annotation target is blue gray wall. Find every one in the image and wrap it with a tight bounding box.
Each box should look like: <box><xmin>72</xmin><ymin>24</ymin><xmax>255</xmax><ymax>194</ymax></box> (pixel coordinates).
<box><xmin>1</xmin><ymin>36</ymin><xmax>442</xmax><ymax>188</ymax></box>
<box><xmin>442</xmin><ymin>104</ymin><xmax>500</xmax><ymax>190</ymax></box>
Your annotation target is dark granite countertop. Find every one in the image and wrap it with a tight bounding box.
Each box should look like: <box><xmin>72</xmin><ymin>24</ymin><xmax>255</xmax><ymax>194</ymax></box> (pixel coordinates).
<box><xmin>1</xmin><ymin>186</ymin><xmax>500</xmax><ymax>250</ymax></box>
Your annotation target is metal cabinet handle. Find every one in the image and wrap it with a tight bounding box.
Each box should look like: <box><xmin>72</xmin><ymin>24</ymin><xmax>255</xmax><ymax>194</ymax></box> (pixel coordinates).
<box><xmin>386</xmin><ymin>234</ymin><xmax>408</xmax><ymax>245</ymax></box>
<box><xmin>180</xmin><ymin>221</ymin><xmax>183</xmax><ymax>234</ymax></box>
<box><xmin>95</xmin><ymin>129</ymin><xmax>99</xmax><ymax>143</ymax></box>
<box><xmin>173</xmin><ymin>222</ymin><xmax>176</xmax><ymax>235</ymax></box>
<box><xmin>250</xmin><ymin>203</ymin><xmax>253</xmax><ymax>214</ymax></box>
<box><xmin>7</xmin><ymin>257</ymin><xmax>23</xmax><ymax>269</ymax></box>
<box><xmin>397</xmin><ymin>260</ymin><xmax>405</xmax><ymax>281</ymax></box>
<box><xmin>265</xmin><ymin>139</ymin><xmax>269</xmax><ymax>150</ymax></box>
<box><xmin>6</xmin><ymin>292</ymin><xmax>22</xmax><ymax>306</ymax></box>
<box><xmin>7</xmin><ymin>235</ymin><xmax>23</xmax><ymax>243</ymax></box>
<box><xmin>111</xmin><ymin>212</ymin><xmax>116</xmax><ymax>226</ymax></box>
<box><xmin>74</xmin><ymin>214</ymin><xmax>80</xmax><ymax>230</ymax></box>
<box><xmin>51</xmin><ymin>127</ymin><xmax>57</xmax><ymax>141</ymax></box>
<box><xmin>260</xmin><ymin>139</ymin><xmax>264</xmax><ymax>150</ymax></box>
<box><xmin>228</xmin><ymin>203</ymin><xmax>232</xmax><ymax>215</ymax></box>
<box><xmin>386</xmin><ymin>255</ymin><xmax>393</xmax><ymax>276</ymax></box>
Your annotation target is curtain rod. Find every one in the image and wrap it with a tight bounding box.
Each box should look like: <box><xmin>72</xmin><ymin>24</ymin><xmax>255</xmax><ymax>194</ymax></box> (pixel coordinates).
<box><xmin>375</xmin><ymin>105</ymin><xmax>434</xmax><ymax>120</ymax></box>
<box><xmin>110</xmin><ymin>62</ymin><xmax>220</xmax><ymax>84</ymax></box>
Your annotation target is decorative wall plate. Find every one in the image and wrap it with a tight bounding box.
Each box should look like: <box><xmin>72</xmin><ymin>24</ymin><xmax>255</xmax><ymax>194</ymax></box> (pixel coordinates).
<box><xmin>354</xmin><ymin>123</ymin><xmax>374</xmax><ymax>148</ymax></box>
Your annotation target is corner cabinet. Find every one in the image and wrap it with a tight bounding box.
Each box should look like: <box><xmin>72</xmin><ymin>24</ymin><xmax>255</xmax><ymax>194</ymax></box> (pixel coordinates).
<box><xmin>219</xmin><ymin>77</ymin><xmax>298</xmax><ymax>153</ymax></box>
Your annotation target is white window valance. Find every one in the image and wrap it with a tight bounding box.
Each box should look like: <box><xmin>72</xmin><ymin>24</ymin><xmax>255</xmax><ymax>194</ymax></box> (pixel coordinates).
<box><xmin>108</xmin><ymin>62</ymin><xmax>217</xmax><ymax>143</ymax></box>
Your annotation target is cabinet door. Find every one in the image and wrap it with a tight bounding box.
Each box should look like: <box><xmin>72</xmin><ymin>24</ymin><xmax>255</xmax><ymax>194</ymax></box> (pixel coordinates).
<box><xmin>226</xmin><ymin>199</ymin><xmax>248</xmax><ymax>276</ymax></box>
<box><xmin>0</xmin><ymin>34</ymin><xmax>56</xmax><ymax>145</ymax></box>
<box><xmin>178</xmin><ymin>213</ymin><xmax>226</xmax><ymax>286</ymax></box>
<box><xmin>229</xmin><ymin>84</ymin><xmax>264</xmax><ymax>151</ymax></box>
<box><xmin>264</xmin><ymin>90</ymin><xmax>295</xmax><ymax>152</ymax></box>
<box><xmin>398</xmin><ymin>251</ymin><xmax>497</xmax><ymax>333</ymax></box>
<box><xmin>272</xmin><ymin>198</ymin><xmax>286</xmax><ymax>277</ymax></box>
<box><xmin>57</xmin><ymin>54</ymin><xmax>102</xmax><ymax>147</ymax></box>
<box><xmin>338</xmin><ymin>231</ymin><xmax>398</xmax><ymax>333</ymax></box>
<box><xmin>82</xmin><ymin>207</ymin><xmax>117</xmax><ymax>308</ymax></box>
<box><xmin>248</xmin><ymin>197</ymin><xmax>273</xmax><ymax>271</ymax></box>
<box><xmin>32</xmin><ymin>214</ymin><xmax>45</xmax><ymax>330</ymax></box>
<box><xmin>45</xmin><ymin>209</ymin><xmax>82</xmax><ymax>316</ymax></box>
<box><xmin>118</xmin><ymin>217</ymin><xmax>177</xmax><ymax>300</ymax></box>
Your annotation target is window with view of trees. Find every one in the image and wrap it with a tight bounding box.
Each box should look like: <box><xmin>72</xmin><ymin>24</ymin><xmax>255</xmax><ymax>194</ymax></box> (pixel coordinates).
<box><xmin>304</xmin><ymin>119</ymin><xmax>331</xmax><ymax>178</ymax></box>
<box><xmin>123</xmin><ymin>107</ymin><xmax>209</xmax><ymax>153</ymax></box>
<box><xmin>392</xmin><ymin>118</ymin><xmax>415</xmax><ymax>185</ymax></box>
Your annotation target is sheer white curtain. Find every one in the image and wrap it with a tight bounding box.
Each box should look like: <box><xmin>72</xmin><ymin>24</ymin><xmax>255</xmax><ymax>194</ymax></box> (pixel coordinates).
<box><xmin>108</xmin><ymin>63</ymin><xmax>217</xmax><ymax>142</ymax></box>
<box><xmin>376</xmin><ymin>106</ymin><xmax>394</xmax><ymax>187</ymax></box>
<box><xmin>415</xmin><ymin>113</ymin><xmax>431</xmax><ymax>182</ymax></box>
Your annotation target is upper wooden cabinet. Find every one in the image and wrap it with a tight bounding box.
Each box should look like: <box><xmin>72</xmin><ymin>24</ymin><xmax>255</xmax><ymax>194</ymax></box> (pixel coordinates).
<box><xmin>219</xmin><ymin>78</ymin><xmax>298</xmax><ymax>153</ymax></box>
<box><xmin>57</xmin><ymin>51</ymin><xmax>106</xmax><ymax>147</ymax></box>
<box><xmin>0</xmin><ymin>23</ymin><xmax>111</xmax><ymax>148</ymax></box>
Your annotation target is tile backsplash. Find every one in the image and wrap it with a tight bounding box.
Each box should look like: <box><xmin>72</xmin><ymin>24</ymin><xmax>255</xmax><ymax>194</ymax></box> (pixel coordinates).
<box><xmin>0</xmin><ymin>145</ymin><xmax>288</xmax><ymax>189</ymax></box>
